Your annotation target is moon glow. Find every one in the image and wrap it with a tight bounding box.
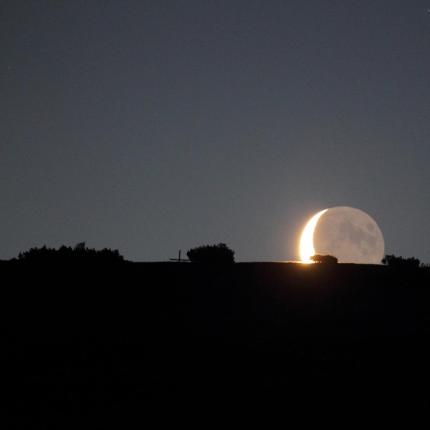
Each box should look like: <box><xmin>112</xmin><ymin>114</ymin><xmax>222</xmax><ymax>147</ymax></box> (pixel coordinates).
<box><xmin>299</xmin><ymin>207</ymin><xmax>385</xmax><ymax>264</ymax></box>
<box><xmin>299</xmin><ymin>209</ymin><xmax>328</xmax><ymax>263</ymax></box>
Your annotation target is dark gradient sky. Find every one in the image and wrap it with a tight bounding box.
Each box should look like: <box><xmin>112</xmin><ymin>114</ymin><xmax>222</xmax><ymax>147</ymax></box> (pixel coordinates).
<box><xmin>1</xmin><ymin>1</ymin><xmax>429</xmax><ymax>262</ymax></box>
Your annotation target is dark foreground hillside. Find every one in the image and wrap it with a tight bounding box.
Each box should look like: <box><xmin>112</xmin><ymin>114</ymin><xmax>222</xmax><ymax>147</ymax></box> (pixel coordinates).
<box><xmin>4</xmin><ymin>261</ymin><xmax>430</xmax><ymax>424</ymax></box>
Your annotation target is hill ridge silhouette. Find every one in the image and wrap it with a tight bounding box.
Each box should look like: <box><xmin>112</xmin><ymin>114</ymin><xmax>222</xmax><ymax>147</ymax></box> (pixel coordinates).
<box><xmin>4</xmin><ymin>260</ymin><xmax>430</xmax><ymax>423</ymax></box>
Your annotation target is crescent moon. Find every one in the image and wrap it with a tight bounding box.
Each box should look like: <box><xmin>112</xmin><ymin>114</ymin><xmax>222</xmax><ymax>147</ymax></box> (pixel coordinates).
<box><xmin>299</xmin><ymin>209</ymin><xmax>328</xmax><ymax>263</ymax></box>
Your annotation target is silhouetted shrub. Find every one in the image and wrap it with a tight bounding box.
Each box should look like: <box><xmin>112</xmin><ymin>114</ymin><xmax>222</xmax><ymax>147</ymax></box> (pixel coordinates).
<box><xmin>381</xmin><ymin>254</ymin><xmax>420</xmax><ymax>269</ymax></box>
<box><xmin>17</xmin><ymin>243</ymin><xmax>124</xmax><ymax>264</ymax></box>
<box><xmin>310</xmin><ymin>254</ymin><xmax>338</xmax><ymax>264</ymax></box>
<box><xmin>187</xmin><ymin>243</ymin><xmax>235</xmax><ymax>264</ymax></box>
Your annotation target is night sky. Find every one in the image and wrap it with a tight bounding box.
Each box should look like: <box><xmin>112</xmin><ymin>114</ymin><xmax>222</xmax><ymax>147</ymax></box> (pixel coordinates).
<box><xmin>1</xmin><ymin>1</ymin><xmax>429</xmax><ymax>262</ymax></box>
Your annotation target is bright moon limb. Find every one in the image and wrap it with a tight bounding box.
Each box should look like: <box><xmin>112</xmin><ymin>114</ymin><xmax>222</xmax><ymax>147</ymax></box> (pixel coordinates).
<box><xmin>299</xmin><ymin>209</ymin><xmax>328</xmax><ymax>263</ymax></box>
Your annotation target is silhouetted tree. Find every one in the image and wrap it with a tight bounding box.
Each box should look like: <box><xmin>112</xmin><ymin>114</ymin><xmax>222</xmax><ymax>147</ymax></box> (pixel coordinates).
<box><xmin>74</xmin><ymin>242</ymin><xmax>86</xmax><ymax>251</ymax></box>
<box><xmin>187</xmin><ymin>243</ymin><xmax>235</xmax><ymax>264</ymax></box>
<box><xmin>381</xmin><ymin>254</ymin><xmax>420</xmax><ymax>269</ymax></box>
<box><xmin>310</xmin><ymin>254</ymin><xmax>338</xmax><ymax>265</ymax></box>
<box><xmin>17</xmin><ymin>244</ymin><xmax>124</xmax><ymax>263</ymax></box>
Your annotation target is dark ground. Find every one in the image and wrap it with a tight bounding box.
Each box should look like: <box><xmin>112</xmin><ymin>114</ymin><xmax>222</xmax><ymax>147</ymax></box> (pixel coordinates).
<box><xmin>3</xmin><ymin>261</ymin><xmax>430</xmax><ymax>425</ymax></box>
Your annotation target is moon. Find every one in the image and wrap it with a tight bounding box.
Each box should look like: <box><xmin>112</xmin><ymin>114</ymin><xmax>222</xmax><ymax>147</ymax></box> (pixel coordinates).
<box><xmin>299</xmin><ymin>207</ymin><xmax>384</xmax><ymax>264</ymax></box>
